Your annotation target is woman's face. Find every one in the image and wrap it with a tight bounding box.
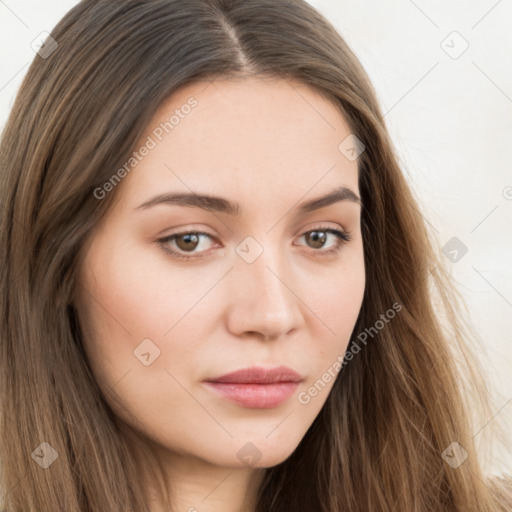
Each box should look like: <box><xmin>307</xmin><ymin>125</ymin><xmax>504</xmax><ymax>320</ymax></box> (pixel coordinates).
<box><xmin>75</xmin><ymin>76</ymin><xmax>365</xmax><ymax>469</ymax></box>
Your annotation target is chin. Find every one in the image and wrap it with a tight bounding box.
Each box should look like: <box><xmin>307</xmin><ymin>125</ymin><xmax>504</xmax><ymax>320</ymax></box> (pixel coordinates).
<box><xmin>219</xmin><ymin>436</ymin><xmax>302</xmax><ymax>469</ymax></box>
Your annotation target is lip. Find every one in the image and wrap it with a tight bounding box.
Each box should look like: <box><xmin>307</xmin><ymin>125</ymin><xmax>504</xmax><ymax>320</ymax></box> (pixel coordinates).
<box><xmin>203</xmin><ymin>366</ymin><xmax>303</xmax><ymax>409</ymax></box>
<box><xmin>205</xmin><ymin>365</ymin><xmax>303</xmax><ymax>384</ymax></box>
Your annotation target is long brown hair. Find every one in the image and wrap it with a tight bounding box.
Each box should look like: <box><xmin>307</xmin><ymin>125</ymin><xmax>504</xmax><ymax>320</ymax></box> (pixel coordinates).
<box><xmin>0</xmin><ymin>0</ymin><xmax>510</xmax><ymax>510</ymax></box>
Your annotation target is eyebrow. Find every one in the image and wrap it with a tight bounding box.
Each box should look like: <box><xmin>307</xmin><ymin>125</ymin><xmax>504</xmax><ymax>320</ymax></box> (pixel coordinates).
<box><xmin>135</xmin><ymin>185</ymin><xmax>361</xmax><ymax>215</ymax></box>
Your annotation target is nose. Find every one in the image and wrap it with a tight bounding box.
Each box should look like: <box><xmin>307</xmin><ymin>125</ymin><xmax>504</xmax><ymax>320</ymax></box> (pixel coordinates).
<box><xmin>225</xmin><ymin>242</ymin><xmax>304</xmax><ymax>341</ymax></box>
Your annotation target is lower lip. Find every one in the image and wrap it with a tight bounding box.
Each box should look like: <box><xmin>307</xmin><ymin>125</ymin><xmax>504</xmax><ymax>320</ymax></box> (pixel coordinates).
<box><xmin>203</xmin><ymin>381</ymin><xmax>300</xmax><ymax>408</ymax></box>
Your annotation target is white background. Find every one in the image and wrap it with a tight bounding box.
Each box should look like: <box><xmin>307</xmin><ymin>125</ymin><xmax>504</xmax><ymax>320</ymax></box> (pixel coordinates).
<box><xmin>1</xmin><ymin>0</ymin><xmax>511</xmax><ymax>470</ymax></box>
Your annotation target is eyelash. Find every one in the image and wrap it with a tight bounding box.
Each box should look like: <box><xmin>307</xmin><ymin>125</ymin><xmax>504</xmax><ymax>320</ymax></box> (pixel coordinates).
<box><xmin>157</xmin><ymin>226</ymin><xmax>352</xmax><ymax>261</ymax></box>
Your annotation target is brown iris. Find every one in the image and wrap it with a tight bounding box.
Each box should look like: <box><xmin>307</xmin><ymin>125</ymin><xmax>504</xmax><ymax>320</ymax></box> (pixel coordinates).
<box><xmin>305</xmin><ymin>230</ymin><xmax>327</xmax><ymax>249</ymax></box>
<box><xmin>175</xmin><ymin>233</ymin><xmax>200</xmax><ymax>251</ymax></box>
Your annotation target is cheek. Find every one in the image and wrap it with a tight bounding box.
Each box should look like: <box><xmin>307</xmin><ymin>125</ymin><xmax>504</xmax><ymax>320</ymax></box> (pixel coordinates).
<box><xmin>298</xmin><ymin>248</ymin><xmax>365</xmax><ymax>369</ymax></box>
<box><xmin>75</xmin><ymin>247</ymin><xmax>202</xmax><ymax>436</ymax></box>
<box><xmin>75</xmin><ymin>236</ymin><xmax>223</xmax><ymax>392</ymax></box>
<box><xmin>319</xmin><ymin>268</ymin><xmax>364</xmax><ymax>325</ymax></box>
<box><xmin>307</xmin><ymin>241</ymin><xmax>365</xmax><ymax>320</ymax></box>
<box><xmin>79</xmin><ymin>234</ymin><xmax>214</xmax><ymax>341</ymax></box>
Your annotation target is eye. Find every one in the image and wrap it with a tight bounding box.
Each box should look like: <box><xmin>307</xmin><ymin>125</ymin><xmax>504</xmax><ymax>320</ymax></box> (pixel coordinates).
<box><xmin>157</xmin><ymin>226</ymin><xmax>352</xmax><ymax>260</ymax></box>
<box><xmin>295</xmin><ymin>227</ymin><xmax>352</xmax><ymax>257</ymax></box>
<box><xmin>157</xmin><ymin>230</ymin><xmax>218</xmax><ymax>260</ymax></box>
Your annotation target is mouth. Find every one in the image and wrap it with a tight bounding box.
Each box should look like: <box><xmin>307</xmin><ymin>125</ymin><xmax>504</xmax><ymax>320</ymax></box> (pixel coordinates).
<box><xmin>202</xmin><ymin>365</ymin><xmax>303</xmax><ymax>409</ymax></box>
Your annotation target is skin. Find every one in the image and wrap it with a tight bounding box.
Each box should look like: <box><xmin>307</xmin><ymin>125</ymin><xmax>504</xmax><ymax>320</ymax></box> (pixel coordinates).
<box><xmin>75</xmin><ymin>75</ymin><xmax>365</xmax><ymax>512</ymax></box>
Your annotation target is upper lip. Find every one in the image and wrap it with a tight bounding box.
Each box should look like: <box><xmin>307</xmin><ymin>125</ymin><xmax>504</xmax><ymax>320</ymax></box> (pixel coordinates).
<box><xmin>204</xmin><ymin>365</ymin><xmax>303</xmax><ymax>384</ymax></box>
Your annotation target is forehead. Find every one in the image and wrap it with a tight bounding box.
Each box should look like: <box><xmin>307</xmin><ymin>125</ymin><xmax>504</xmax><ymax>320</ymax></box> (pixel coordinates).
<box><xmin>119</xmin><ymin>76</ymin><xmax>360</xmax><ymax>211</ymax></box>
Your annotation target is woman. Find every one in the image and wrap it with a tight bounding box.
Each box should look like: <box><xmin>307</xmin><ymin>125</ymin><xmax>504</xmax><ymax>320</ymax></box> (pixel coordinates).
<box><xmin>0</xmin><ymin>0</ymin><xmax>510</xmax><ymax>510</ymax></box>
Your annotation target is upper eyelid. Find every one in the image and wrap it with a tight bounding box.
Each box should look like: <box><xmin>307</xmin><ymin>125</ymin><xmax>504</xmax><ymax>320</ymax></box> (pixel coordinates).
<box><xmin>163</xmin><ymin>224</ymin><xmax>347</xmax><ymax>240</ymax></box>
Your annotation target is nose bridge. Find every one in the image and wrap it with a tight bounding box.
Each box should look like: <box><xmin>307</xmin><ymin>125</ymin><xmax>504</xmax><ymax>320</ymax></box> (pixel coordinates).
<box><xmin>227</xmin><ymin>235</ymin><xmax>302</xmax><ymax>338</ymax></box>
